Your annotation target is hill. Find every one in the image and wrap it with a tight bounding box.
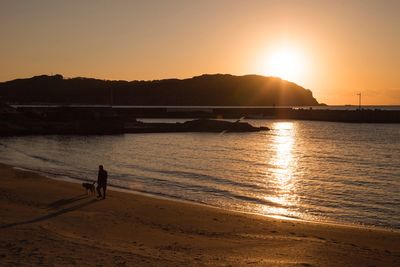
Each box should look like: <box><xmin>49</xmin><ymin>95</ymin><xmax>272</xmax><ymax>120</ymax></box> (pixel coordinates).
<box><xmin>0</xmin><ymin>74</ymin><xmax>319</xmax><ymax>106</ymax></box>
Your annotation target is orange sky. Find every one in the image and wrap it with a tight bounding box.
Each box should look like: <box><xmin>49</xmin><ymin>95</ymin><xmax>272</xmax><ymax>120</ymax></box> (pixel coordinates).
<box><xmin>0</xmin><ymin>0</ymin><xmax>399</xmax><ymax>105</ymax></box>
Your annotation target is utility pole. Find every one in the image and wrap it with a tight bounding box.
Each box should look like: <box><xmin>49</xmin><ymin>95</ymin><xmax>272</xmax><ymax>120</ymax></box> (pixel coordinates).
<box><xmin>357</xmin><ymin>92</ymin><xmax>361</xmax><ymax>110</ymax></box>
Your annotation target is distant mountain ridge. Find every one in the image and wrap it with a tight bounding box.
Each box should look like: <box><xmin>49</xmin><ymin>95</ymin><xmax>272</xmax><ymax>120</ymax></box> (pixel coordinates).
<box><xmin>0</xmin><ymin>74</ymin><xmax>319</xmax><ymax>106</ymax></box>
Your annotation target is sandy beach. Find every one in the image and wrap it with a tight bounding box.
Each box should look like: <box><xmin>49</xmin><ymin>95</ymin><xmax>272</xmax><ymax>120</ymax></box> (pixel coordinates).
<box><xmin>0</xmin><ymin>163</ymin><xmax>399</xmax><ymax>266</ymax></box>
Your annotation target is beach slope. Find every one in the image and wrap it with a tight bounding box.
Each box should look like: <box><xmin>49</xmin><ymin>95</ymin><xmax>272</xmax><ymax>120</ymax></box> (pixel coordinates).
<box><xmin>1</xmin><ymin>164</ymin><xmax>399</xmax><ymax>266</ymax></box>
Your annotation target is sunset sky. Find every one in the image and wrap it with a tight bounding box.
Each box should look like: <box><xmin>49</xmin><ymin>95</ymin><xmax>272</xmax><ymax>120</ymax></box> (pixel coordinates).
<box><xmin>1</xmin><ymin>0</ymin><xmax>399</xmax><ymax>105</ymax></box>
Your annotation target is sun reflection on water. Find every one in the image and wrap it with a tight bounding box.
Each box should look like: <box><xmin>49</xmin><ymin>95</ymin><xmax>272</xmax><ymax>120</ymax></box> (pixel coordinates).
<box><xmin>262</xmin><ymin>122</ymin><xmax>300</xmax><ymax>219</ymax></box>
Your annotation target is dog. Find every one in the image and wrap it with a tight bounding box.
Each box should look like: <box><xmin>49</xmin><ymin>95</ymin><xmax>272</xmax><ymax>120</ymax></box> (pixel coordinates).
<box><xmin>82</xmin><ymin>181</ymin><xmax>96</xmax><ymax>195</ymax></box>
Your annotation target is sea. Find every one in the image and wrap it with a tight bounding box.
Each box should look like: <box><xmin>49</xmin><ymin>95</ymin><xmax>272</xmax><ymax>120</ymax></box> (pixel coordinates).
<box><xmin>0</xmin><ymin>119</ymin><xmax>399</xmax><ymax>230</ymax></box>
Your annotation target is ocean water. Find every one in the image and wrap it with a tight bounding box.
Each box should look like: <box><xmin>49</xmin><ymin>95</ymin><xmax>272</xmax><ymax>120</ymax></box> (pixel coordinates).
<box><xmin>0</xmin><ymin>119</ymin><xmax>399</xmax><ymax>229</ymax></box>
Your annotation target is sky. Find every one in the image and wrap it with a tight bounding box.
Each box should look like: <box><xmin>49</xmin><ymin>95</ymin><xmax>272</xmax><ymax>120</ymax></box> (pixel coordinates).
<box><xmin>0</xmin><ymin>0</ymin><xmax>399</xmax><ymax>105</ymax></box>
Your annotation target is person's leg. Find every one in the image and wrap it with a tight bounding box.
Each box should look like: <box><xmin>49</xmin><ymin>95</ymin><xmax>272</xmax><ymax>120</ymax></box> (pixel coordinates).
<box><xmin>96</xmin><ymin>185</ymin><xmax>102</xmax><ymax>198</ymax></box>
<box><xmin>102</xmin><ymin>185</ymin><xmax>106</xmax><ymax>199</ymax></box>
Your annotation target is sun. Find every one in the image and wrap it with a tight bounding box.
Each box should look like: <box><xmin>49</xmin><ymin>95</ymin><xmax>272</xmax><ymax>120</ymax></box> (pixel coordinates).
<box><xmin>259</xmin><ymin>46</ymin><xmax>307</xmax><ymax>84</ymax></box>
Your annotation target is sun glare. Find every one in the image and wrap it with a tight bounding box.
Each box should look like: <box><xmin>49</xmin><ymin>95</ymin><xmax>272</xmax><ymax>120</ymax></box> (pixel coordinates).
<box><xmin>259</xmin><ymin>46</ymin><xmax>307</xmax><ymax>84</ymax></box>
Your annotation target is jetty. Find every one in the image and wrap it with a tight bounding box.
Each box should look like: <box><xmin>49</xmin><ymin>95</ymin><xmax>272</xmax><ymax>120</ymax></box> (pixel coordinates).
<box><xmin>0</xmin><ymin>103</ymin><xmax>268</xmax><ymax>136</ymax></box>
<box><xmin>13</xmin><ymin>105</ymin><xmax>400</xmax><ymax>123</ymax></box>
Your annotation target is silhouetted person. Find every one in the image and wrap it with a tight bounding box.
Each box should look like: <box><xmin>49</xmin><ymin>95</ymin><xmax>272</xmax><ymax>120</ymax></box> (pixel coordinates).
<box><xmin>96</xmin><ymin>165</ymin><xmax>108</xmax><ymax>199</ymax></box>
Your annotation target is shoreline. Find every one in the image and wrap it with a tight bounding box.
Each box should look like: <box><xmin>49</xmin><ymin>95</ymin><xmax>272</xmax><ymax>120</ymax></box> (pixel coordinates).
<box><xmin>1</xmin><ymin>163</ymin><xmax>400</xmax><ymax>266</ymax></box>
<box><xmin>6</xmin><ymin>162</ymin><xmax>400</xmax><ymax>233</ymax></box>
<box><xmin>13</xmin><ymin>104</ymin><xmax>400</xmax><ymax>124</ymax></box>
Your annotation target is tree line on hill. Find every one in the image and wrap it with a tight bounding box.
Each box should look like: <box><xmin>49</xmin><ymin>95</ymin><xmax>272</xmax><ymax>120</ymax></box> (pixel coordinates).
<box><xmin>0</xmin><ymin>74</ymin><xmax>319</xmax><ymax>106</ymax></box>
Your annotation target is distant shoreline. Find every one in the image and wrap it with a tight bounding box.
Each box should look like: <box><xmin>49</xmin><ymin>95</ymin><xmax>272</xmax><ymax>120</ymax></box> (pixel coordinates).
<box><xmin>12</xmin><ymin>105</ymin><xmax>400</xmax><ymax>123</ymax></box>
<box><xmin>10</xmin><ymin>104</ymin><xmax>400</xmax><ymax>110</ymax></box>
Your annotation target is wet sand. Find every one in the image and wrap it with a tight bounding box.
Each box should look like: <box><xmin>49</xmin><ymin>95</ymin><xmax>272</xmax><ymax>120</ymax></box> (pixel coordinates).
<box><xmin>0</xmin><ymin>163</ymin><xmax>399</xmax><ymax>266</ymax></box>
